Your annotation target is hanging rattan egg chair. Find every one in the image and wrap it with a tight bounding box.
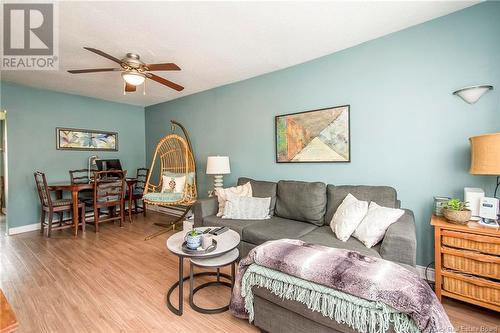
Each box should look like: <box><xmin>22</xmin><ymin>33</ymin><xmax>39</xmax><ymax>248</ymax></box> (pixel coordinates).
<box><xmin>143</xmin><ymin>120</ymin><xmax>197</xmax><ymax>240</ymax></box>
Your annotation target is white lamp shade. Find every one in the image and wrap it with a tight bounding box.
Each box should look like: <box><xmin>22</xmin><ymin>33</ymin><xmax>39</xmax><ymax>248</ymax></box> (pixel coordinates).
<box><xmin>453</xmin><ymin>85</ymin><xmax>493</xmax><ymax>104</ymax></box>
<box><xmin>206</xmin><ymin>156</ymin><xmax>231</xmax><ymax>175</ymax></box>
<box><xmin>121</xmin><ymin>71</ymin><xmax>145</xmax><ymax>86</ymax></box>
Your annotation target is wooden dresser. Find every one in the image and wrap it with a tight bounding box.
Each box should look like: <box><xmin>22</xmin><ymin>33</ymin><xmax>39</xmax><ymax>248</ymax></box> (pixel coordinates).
<box><xmin>431</xmin><ymin>215</ymin><xmax>499</xmax><ymax>312</ymax></box>
<box><xmin>0</xmin><ymin>289</ymin><xmax>18</xmax><ymax>333</ymax></box>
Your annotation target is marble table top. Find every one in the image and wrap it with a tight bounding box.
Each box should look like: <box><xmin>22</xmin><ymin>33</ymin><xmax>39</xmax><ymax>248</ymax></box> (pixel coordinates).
<box><xmin>190</xmin><ymin>248</ymin><xmax>239</xmax><ymax>267</ymax></box>
<box><xmin>166</xmin><ymin>226</ymin><xmax>240</xmax><ymax>258</ymax></box>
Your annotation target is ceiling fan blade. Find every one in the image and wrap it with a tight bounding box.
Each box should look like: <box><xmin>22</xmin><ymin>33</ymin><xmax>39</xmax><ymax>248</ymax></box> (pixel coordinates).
<box><xmin>145</xmin><ymin>63</ymin><xmax>181</xmax><ymax>71</ymax></box>
<box><xmin>83</xmin><ymin>47</ymin><xmax>123</xmax><ymax>65</ymax></box>
<box><xmin>125</xmin><ymin>82</ymin><xmax>136</xmax><ymax>92</ymax></box>
<box><xmin>67</xmin><ymin>68</ymin><xmax>119</xmax><ymax>74</ymax></box>
<box><xmin>146</xmin><ymin>73</ymin><xmax>184</xmax><ymax>91</ymax></box>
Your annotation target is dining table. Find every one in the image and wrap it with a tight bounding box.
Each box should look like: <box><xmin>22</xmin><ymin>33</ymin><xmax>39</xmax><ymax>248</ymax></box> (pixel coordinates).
<box><xmin>48</xmin><ymin>178</ymin><xmax>138</xmax><ymax>237</ymax></box>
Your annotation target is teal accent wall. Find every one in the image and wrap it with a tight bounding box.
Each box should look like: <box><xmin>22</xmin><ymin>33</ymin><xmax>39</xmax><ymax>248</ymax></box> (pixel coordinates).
<box><xmin>145</xmin><ymin>2</ymin><xmax>500</xmax><ymax>266</ymax></box>
<box><xmin>0</xmin><ymin>82</ymin><xmax>145</xmax><ymax>229</ymax></box>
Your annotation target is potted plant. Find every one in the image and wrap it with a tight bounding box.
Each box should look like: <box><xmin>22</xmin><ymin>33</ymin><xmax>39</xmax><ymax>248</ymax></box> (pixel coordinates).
<box><xmin>184</xmin><ymin>229</ymin><xmax>202</xmax><ymax>250</ymax></box>
<box><xmin>442</xmin><ymin>198</ymin><xmax>471</xmax><ymax>224</ymax></box>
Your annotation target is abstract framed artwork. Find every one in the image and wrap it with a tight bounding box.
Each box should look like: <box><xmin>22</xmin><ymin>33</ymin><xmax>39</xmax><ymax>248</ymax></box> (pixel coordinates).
<box><xmin>275</xmin><ymin>105</ymin><xmax>350</xmax><ymax>163</ymax></box>
<box><xmin>56</xmin><ymin>128</ymin><xmax>118</xmax><ymax>151</ymax></box>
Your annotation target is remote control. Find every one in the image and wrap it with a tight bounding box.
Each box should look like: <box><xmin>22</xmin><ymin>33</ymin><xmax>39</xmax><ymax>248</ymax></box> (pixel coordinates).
<box><xmin>213</xmin><ymin>226</ymin><xmax>229</xmax><ymax>235</ymax></box>
<box><xmin>209</xmin><ymin>227</ymin><xmax>223</xmax><ymax>235</ymax></box>
<box><xmin>202</xmin><ymin>228</ymin><xmax>212</xmax><ymax>234</ymax></box>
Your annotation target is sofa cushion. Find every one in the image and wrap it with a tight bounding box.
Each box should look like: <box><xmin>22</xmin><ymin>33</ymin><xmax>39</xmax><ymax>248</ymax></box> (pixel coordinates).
<box><xmin>275</xmin><ymin>180</ymin><xmax>326</xmax><ymax>226</ymax></box>
<box><xmin>202</xmin><ymin>215</ymin><xmax>263</xmax><ymax>236</ymax></box>
<box><xmin>242</xmin><ymin>217</ymin><xmax>318</xmax><ymax>245</ymax></box>
<box><xmin>325</xmin><ymin>185</ymin><xmax>398</xmax><ymax>225</ymax></box>
<box><xmin>238</xmin><ymin>177</ymin><xmax>277</xmax><ymax>215</ymax></box>
<box><xmin>299</xmin><ymin>226</ymin><xmax>382</xmax><ymax>258</ymax></box>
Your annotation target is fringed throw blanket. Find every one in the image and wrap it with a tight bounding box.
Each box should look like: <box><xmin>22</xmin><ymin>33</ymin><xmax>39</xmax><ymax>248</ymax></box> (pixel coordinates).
<box><xmin>230</xmin><ymin>239</ymin><xmax>453</xmax><ymax>333</ymax></box>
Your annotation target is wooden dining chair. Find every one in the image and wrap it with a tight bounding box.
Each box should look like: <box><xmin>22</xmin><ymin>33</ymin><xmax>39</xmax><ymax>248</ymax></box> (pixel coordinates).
<box><xmin>127</xmin><ymin>168</ymin><xmax>149</xmax><ymax>218</ymax></box>
<box><xmin>34</xmin><ymin>171</ymin><xmax>86</xmax><ymax>237</ymax></box>
<box><xmin>85</xmin><ymin>170</ymin><xmax>126</xmax><ymax>232</ymax></box>
<box><xmin>69</xmin><ymin>169</ymin><xmax>94</xmax><ymax>200</ymax></box>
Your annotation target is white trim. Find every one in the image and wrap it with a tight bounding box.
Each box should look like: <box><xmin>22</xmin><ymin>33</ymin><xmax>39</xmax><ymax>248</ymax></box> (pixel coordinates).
<box><xmin>416</xmin><ymin>265</ymin><xmax>435</xmax><ymax>282</ymax></box>
<box><xmin>8</xmin><ymin>223</ymin><xmax>40</xmax><ymax>235</ymax></box>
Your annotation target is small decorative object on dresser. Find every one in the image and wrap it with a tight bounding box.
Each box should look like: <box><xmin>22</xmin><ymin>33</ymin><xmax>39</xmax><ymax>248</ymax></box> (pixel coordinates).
<box><xmin>464</xmin><ymin>188</ymin><xmax>485</xmax><ymax>220</ymax></box>
<box><xmin>478</xmin><ymin>197</ymin><xmax>499</xmax><ymax>225</ymax></box>
<box><xmin>433</xmin><ymin>196</ymin><xmax>451</xmax><ymax>216</ymax></box>
<box><xmin>431</xmin><ymin>214</ymin><xmax>500</xmax><ymax>312</ymax></box>
<box><xmin>442</xmin><ymin>198</ymin><xmax>471</xmax><ymax>224</ymax></box>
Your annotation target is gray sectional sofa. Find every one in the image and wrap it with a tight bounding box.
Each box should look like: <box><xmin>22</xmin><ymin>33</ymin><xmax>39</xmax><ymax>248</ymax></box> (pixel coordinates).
<box><xmin>194</xmin><ymin>177</ymin><xmax>416</xmax><ymax>266</ymax></box>
<box><xmin>193</xmin><ymin>177</ymin><xmax>417</xmax><ymax>333</ymax></box>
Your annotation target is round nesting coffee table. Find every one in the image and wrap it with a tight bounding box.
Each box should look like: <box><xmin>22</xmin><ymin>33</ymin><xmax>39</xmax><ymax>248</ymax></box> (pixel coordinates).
<box><xmin>165</xmin><ymin>227</ymin><xmax>240</xmax><ymax>316</ymax></box>
<box><xmin>189</xmin><ymin>248</ymin><xmax>239</xmax><ymax>314</ymax></box>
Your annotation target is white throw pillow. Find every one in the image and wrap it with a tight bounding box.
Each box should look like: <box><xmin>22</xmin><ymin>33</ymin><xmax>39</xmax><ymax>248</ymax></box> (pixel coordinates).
<box><xmin>161</xmin><ymin>175</ymin><xmax>186</xmax><ymax>193</ymax></box>
<box><xmin>331</xmin><ymin>193</ymin><xmax>369</xmax><ymax>242</ymax></box>
<box><xmin>223</xmin><ymin>196</ymin><xmax>271</xmax><ymax>220</ymax></box>
<box><xmin>353</xmin><ymin>202</ymin><xmax>405</xmax><ymax>248</ymax></box>
<box><xmin>214</xmin><ymin>182</ymin><xmax>252</xmax><ymax>217</ymax></box>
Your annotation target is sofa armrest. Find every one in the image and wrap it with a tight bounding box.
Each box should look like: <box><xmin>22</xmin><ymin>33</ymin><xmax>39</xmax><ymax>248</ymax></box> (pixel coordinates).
<box><xmin>380</xmin><ymin>209</ymin><xmax>417</xmax><ymax>267</ymax></box>
<box><xmin>193</xmin><ymin>197</ymin><xmax>219</xmax><ymax>227</ymax></box>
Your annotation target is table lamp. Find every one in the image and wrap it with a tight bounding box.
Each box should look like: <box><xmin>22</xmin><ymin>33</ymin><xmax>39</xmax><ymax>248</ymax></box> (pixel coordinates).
<box><xmin>206</xmin><ymin>156</ymin><xmax>230</xmax><ymax>191</ymax></box>
<box><xmin>469</xmin><ymin>133</ymin><xmax>500</xmax><ymax>197</ymax></box>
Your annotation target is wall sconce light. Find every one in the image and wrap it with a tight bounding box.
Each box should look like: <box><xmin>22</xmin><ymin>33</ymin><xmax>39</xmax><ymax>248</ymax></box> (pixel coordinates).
<box><xmin>453</xmin><ymin>85</ymin><xmax>493</xmax><ymax>104</ymax></box>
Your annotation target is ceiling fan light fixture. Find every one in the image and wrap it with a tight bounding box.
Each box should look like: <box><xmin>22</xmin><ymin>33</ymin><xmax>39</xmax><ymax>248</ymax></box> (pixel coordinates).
<box><xmin>121</xmin><ymin>71</ymin><xmax>145</xmax><ymax>86</ymax></box>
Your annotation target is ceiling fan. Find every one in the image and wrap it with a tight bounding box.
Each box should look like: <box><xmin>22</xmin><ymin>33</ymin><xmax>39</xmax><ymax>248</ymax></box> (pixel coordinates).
<box><xmin>67</xmin><ymin>47</ymin><xmax>184</xmax><ymax>93</ymax></box>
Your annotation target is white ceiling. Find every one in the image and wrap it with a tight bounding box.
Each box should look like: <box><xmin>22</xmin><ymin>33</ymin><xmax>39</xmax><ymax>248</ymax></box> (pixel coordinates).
<box><xmin>1</xmin><ymin>1</ymin><xmax>478</xmax><ymax>107</ymax></box>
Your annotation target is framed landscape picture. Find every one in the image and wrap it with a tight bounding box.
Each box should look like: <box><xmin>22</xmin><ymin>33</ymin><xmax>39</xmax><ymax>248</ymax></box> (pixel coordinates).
<box><xmin>56</xmin><ymin>128</ymin><xmax>118</xmax><ymax>151</ymax></box>
<box><xmin>275</xmin><ymin>105</ymin><xmax>350</xmax><ymax>163</ymax></box>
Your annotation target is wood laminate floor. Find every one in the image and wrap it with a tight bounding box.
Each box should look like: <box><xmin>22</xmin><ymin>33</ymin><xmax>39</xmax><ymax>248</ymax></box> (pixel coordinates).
<box><xmin>1</xmin><ymin>213</ymin><xmax>498</xmax><ymax>333</ymax></box>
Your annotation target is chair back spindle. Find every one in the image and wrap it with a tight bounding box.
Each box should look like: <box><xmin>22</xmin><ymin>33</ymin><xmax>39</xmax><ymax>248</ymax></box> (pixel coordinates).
<box><xmin>69</xmin><ymin>169</ymin><xmax>92</xmax><ymax>184</ymax></box>
<box><xmin>93</xmin><ymin>170</ymin><xmax>126</xmax><ymax>204</ymax></box>
<box><xmin>135</xmin><ymin>168</ymin><xmax>149</xmax><ymax>195</ymax></box>
<box><xmin>34</xmin><ymin>171</ymin><xmax>52</xmax><ymax>208</ymax></box>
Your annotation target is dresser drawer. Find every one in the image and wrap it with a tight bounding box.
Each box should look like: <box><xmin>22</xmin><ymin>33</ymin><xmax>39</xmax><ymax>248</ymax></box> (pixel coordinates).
<box><xmin>442</xmin><ymin>247</ymin><xmax>500</xmax><ymax>280</ymax></box>
<box><xmin>442</xmin><ymin>269</ymin><xmax>500</xmax><ymax>307</ymax></box>
<box><xmin>442</xmin><ymin>230</ymin><xmax>500</xmax><ymax>256</ymax></box>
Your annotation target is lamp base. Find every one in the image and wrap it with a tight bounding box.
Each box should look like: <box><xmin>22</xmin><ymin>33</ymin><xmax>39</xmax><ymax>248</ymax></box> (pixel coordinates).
<box><xmin>213</xmin><ymin>175</ymin><xmax>224</xmax><ymax>191</ymax></box>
